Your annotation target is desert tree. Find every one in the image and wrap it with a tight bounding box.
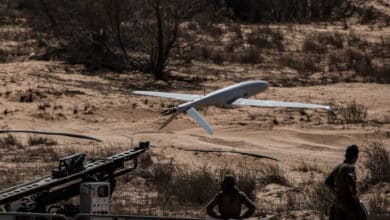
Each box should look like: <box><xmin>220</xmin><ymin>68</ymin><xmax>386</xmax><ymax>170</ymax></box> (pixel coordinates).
<box><xmin>28</xmin><ymin>0</ymin><xmax>208</xmax><ymax>79</ymax></box>
<box><xmin>118</xmin><ymin>0</ymin><xmax>208</xmax><ymax>79</ymax></box>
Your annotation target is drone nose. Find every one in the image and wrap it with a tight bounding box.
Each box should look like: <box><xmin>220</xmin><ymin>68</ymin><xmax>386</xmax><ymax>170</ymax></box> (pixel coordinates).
<box><xmin>261</xmin><ymin>81</ymin><xmax>270</xmax><ymax>90</ymax></box>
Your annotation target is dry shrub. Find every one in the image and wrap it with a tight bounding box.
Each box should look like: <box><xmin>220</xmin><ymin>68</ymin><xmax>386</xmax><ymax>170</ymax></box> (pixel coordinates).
<box><xmin>24</xmin><ymin>146</ymin><xmax>60</xmax><ymax>161</ymax></box>
<box><xmin>138</xmin><ymin>151</ymin><xmax>154</xmax><ymax>169</ymax></box>
<box><xmin>150</xmin><ymin>162</ymin><xmax>216</xmax><ymax>205</ymax></box>
<box><xmin>211</xmin><ymin>50</ymin><xmax>224</xmax><ymax>65</ymax></box>
<box><xmin>328</xmin><ymin>100</ymin><xmax>367</xmax><ymax>124</ymax></box>
<box><xmin>238</xmin><ymin>48</ymin><xmax>263</xmax><ymax>64</ymax></box>
<box><xmin>149</xmin><ymin>159</ymin><xmax>175</xmax><ymax>189</ymax></box>
<box><xmin>258</xmin><ymin>163</ymin><xmax>289</xmax><ymax>187</ymax></box>
<box><xmin>38</xmin><ymin>101</ymin><xmax>51</xmax><ymax>111</ymax></box>
<box><xmin>367</xmin><ymin>192</ymin><xmax>389</xmax><ymax>217</ymax></box>
<box><xmin>0</xmin><ymin>134</ymin><xmax>23</xmax><ymax>149</ymax></box>
<box><xmin>247</xmin><ymin>32</ymin><xmax>268</xmax><ymax>49</ymax></box>
<box><xmin>328</xmin><ymin>46</ymin><xmax>388</xmax><ymax>83</ymax></box>
<box><xmin>328</xmin><ymin>51</ymin><xmax>346</xmax><ymax>71</ymax></box>
<box><xmin>317</xmin><ymin>32</ymin><xmax>344</xmax><ymax>49</ymax></box>
<box><xmin>198</xmin><ymin>46</ymin><xmax>212</xmax><ymax>60</ymax></box>
<box><xmin>14</xmin><ymin>89</ymin><xmax>46</xmax><ymax>103</ymax></box>
<box><xmin>363</xmin><ymin>141</ymin><xmax>390</xmax><ymax>184</ymax></box>
<box><xmin>194</xmin><ymin>46</ymin><xmax>219</xmax><ymax>63</ymax></box>
<box><xmin>270</xmin><ymin>30</ymin><xmax>284</xmax><ymax>50</ymax></box>
<box><xmin>282</xmin><ymin>54</ymin><xmax>321</xmax><ymax>74</ymax></box>
<box><xmin>224</xmin><ymin>41</ymin><xmax>236</xmax><ymax>53</ymax></box>
<box><xmin>187</xmin><ymin>22</ymin><xmax>198</xmax><ymax>31</ymax></box>
<box><xmin>247</xmin><ymin>27</ymin><xmax>284</xmax><ymax>50</ymax></box>
<box><xmin>208</xmin><ymin>25</ymin><xmax>224</xmax><ymax>38</ymax></box>
<box><xmin>304</xmin><ymin>181</ymin><xmax>334</xmax><ymax>218</ymax></box>
<box><xmin>224</xmin><ymin>47</ymin><xmax>262</xmax><ymax>64</ymax></box>
<box><xmin>0</xmin><ymin>168</ymin><xmax>20</xmax><ymax>187</ymax></box>
<box><xmin>227</xmin><ymin>23</ymin><xmax>242</xmax><ymax>36</ymax></box>
<box><xmin>285</xmin><ymin>192</ymin><xmax>300</xmax><ymax>211</ymax></box>
<box><xmin>303</xmin><ymin>32</ymin><xmax>344</xmax><ymax>54</ymax></box>
<box><xmin>360</xmin><ymin>7</ymin><xmax>377</xmax><ymax>24</ymax></box>
<box><xmin>82</xmin><ymin>102</ymin><xmax>97</xmax><ymax>115</ymax></box>
<box><xmin>371</xmin><ymin>64</ymin><xmax>390</xmax><ymax>83</ymax></box>
<box><xmin>303</xmin><ymin>36</ymin><xmax>327</xmax><ymax>53</ymax></box>
<box><xmin>28</xmin><ymin>135</ymin><xmax>57</xmax><ymax>146</ymax></box>
<box><xmin>293</xmin><ymin>161</ymin><xmax>322</xmax><ymax>173</ymax></box>
<box><xmin>19</xmin><ymin>89</ymin><xmax>35</xmax><ymax>102</ymax></box>
<box><xmin>235</xmin><ymin>170</ymin><xmax>257</xmax><ymax>200</ymax></box>
<box><xmin>347</xmin><ymin>33</ymin><xmax>369</xmax><ymax>50</ymax></box>
<box><xmin>345</xmin><ymin>48</ymin><xmax>371</xmax><ymax>74</ymax></box>
<box><xmin>167</xmin><ymin>167</ymin><xmax>217</xmax><ymax>205</ymax></box>
<box><xmin>149</xmin><ymin>161</ymin><xmax>257</xmax><ymax>205</ymax></box>
<box><xmin>0</xmin><ymin>163</ymin><xmax>55</xmax><ymax>189</ymax></box>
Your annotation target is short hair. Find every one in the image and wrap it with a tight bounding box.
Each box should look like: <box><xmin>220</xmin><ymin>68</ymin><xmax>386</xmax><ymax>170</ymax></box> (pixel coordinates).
<box><xmin>221</xmin><ymin>174</ymin><xmax>236</xmax><ymax>192</ymax></box>
<box><xmin>345</xmin><ymin>144</ymin><xmax>359</xmax><ymax>161</ymax></box>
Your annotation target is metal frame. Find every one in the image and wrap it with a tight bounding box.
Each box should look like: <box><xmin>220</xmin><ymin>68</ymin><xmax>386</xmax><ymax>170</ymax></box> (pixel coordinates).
<box><xmin>0</xmin><ymin>146</ymin><xmax>148</xmax><ymax>205</ymax></box>
<box><xmin>0</xmin><ymin>213</ymin><xmax>201</xmax><ymax>220</ymax></box>
<box><xmin>0</xmin><ymin>212</ymin><xmax>68</xmax><ymax>219</ymax></box>
<box><xmin>74</xmin><ymin>213</ymin><xmax>201</xmax><ymax>220</ymax></box>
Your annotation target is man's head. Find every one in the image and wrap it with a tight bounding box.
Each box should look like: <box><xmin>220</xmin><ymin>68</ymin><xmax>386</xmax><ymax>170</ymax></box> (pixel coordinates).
<box><xmin>221</xmin><ymin>174</ymin><xmax>236</xmax><ymax>193</ymax></box>
<box><xmin>345</xmin><ymin>144</ymin><xmax>359</xmax><ymax>163</ymax></box>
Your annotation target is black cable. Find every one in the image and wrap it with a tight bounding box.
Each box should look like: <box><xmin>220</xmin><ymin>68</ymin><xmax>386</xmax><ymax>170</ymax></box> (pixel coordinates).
<box><xmin>0</xmin><ymin>130</ymin><xmax>103</xmax><ymax>142</ymax></box>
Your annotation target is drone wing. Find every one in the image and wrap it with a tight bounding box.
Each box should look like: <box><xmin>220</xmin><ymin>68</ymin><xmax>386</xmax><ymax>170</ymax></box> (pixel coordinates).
<box><xmin>186</xmin><ymin>107</ymin><xmax>214</xmax><ymax>135</ymax></box>
<box><xmin>232</xmin><ymin>98</ymin><xmax>331</xmax><ymax>111</ymax></box>
<box><xmin>133</xmin><ymin>91</ymin><xmax>203</xmax><ymax>101</ymax></box>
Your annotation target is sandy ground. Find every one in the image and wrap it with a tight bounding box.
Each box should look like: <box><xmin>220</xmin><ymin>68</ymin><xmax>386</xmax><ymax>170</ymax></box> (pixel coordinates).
<box><xmin>0</xmin><ymin>60</ymin><xmax>389</xmax><ymax>219</ymax></box>
<box><xmin>1</xmin><ymin>61</ymin><xmax>389</xmax><ymax>164</ymax></box>
<box><xmin>0</xmin><ymin>7</ymin><xmax>389</xmax><ymax>216</ymax></box>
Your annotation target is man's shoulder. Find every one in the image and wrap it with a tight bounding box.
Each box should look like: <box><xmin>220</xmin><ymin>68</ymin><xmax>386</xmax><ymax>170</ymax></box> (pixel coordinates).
<box><xmin>340</xmin><ymin>163</ymin><xmax>355</xmax><ymax>171</ymax></box>
<box><xmin>238</xmin><ymin>190</ymin><xmax>250</xmax><ymax>199</ymax></box>
<box><xmin>335</xmin><ymin>162</ymin><xmax>354</xmax><ymax>171</ymax></box>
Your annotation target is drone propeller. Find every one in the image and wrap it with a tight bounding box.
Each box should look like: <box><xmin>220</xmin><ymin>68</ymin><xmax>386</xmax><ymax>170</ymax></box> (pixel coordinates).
<box><xmin>0</xmin><ymin>130</ymin><xmax>102</xmax><ymax>142</ymax></box>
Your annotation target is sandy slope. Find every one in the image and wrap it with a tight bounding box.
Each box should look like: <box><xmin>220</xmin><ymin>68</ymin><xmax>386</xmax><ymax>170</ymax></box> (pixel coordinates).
<box><xmin>1</xmin><ymin>60</ymin><xmax>389</xmax><ymax>163</ymax></box>
<box><xmin>0</xmin><ymin>60</ymin><xmax>389</xmax><ymax>217</ymax></box>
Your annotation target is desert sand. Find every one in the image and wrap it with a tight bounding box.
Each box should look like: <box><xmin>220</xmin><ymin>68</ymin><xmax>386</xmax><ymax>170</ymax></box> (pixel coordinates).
<box><xmin>0</xmin><ymin>58</ymin><xmax>389</xmax><ymax>218</ymax></box>
<box><xmin>0</xmin><ymin>1</ymin><xmax>389</xmax><ymax>218</ymax></box>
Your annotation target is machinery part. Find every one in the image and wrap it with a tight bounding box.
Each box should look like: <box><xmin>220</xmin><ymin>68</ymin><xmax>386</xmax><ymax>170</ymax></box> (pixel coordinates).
<box><xmin>80</xmin><ymin>182</ymin><xmax>110</xmax><ymax>215</ymax></box>
<box><xmin>0</xmin><ymin>142</ymin><xmax>149</xmax><ymax>208</ymax></box>
<box><xmin>52</xmin><ymin>153</ymin><xmax>86</xmax><ymax>179</ymax></box>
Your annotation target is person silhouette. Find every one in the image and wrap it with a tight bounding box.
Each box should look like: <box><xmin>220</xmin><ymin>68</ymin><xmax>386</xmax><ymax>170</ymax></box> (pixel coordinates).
<box><xmin>206</xmin><ymin>174</ymin><xmax>256</xmax><ymax>219</ymax></box>
<box><xmin>325</xmin><ymin>145</ymin><xmax>368</xmax><ymax>220</ymax></box>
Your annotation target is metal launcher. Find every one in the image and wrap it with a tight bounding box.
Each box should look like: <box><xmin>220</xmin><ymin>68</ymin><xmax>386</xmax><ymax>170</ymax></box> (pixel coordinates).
<box><xmin>0</xmin><ymin>141</ymin><xmax>150</xmax><ymax>216</ymax></box>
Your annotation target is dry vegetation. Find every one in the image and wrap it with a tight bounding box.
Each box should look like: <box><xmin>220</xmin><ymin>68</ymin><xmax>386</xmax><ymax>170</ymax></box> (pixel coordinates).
<box><xmin>0</xmin><ymin>0</ymin><xmax>389</xmax><ymax>219</ymax></box>
<box><xmin>0</xmin><ymin>134</ymin><xmax>389</xmax><ymax>218</ymax></box>
<box><xmin>363</xmin><ymin>141</ymin><xmax>390</xmax><ymax>185</ymax></box>
<box><xmin>328</xmin><ymin>100</ymin><xmax>368</xmax><ymax>124</ymax></box>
